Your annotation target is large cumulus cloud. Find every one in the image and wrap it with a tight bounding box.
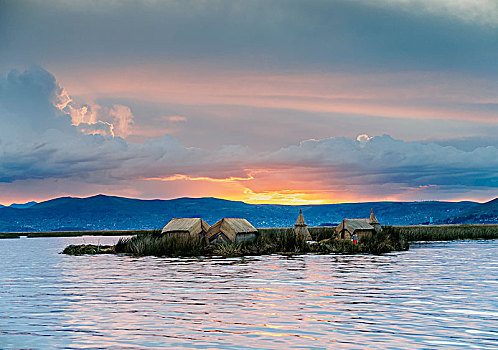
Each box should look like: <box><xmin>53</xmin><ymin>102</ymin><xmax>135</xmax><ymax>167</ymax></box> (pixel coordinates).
<box><xmin>1</xmin><ymin>67</ymin><xmax>497</xmax><ymax>200</ymax></box>
<box><xmin>264</xmin><ymin>135</ymin><xmax>498</xmax><ymax>189</ymax></box>
<box><xmin>0</xmin><ymin>67</ymin><xmax>246</xmax><ymax>183</ymax></box>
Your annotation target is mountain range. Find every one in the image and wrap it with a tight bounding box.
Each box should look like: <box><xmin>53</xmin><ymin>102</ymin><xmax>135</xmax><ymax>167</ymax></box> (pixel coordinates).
<box><xmin>0</xmin><ymin>201</ymin><xmax>37</xmax><ymax>209</ymax></box>
<box><xmin>1</xmin><ymin>194</ymin><xmax>495</xmax><ymax>232</ymax></box>
<box><xmin>444</xmin><ymin>197</ymin><xmax>498</xmax><ymax>224</ymax></box>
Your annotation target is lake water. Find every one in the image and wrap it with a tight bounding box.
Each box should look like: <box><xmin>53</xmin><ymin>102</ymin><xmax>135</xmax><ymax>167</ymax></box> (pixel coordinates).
<box><xmin>1</xmin><ymin>236</ymin><xmax>497</xmax><ymax>349</ymax></box>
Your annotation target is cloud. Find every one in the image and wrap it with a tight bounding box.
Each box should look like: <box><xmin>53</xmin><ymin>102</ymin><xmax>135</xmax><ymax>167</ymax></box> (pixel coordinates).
<box><xmin>2</xmin><ymin>0</ymin><xmax>497</xmax><ymax>75</ymax></box>
<box><xmin>0</xmin><ymin>66</ymin><xmax>74</xmax><ymax>138</ymax></box>
<box><xmin>365</xmin><ymin>0</ymin><xmax>498</xmax><ymax>27</ymax></box>
<box><xmin>75</xmin><ymin>121</ymin><xmax>114</xmax><ymax>137</ymax></box>
<box><xmin>1</xmin><ymin>67</ymin><xmax>498</xmax><ymax>202</ymax></box>
<box><xmin>162</xmin><ymin>116</ymin><xmax>187</xmax><ymax>122</ymax></box>
<box><xmin>262</xmin><ymin>134</ymin><xmax>498</xmax><ymax>191</ymax></box>
<box><xmin>0</xmin><ymin>67</ymin><xmax>247</xmax><ymax>184</ymax></box>
<box><xmin>59</xmin><ymin>91</ymin><xmax>134</xmax><ymax>138</ymax></box>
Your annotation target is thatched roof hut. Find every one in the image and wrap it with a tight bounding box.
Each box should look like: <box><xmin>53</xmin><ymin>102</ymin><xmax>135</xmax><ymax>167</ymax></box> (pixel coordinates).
<box><xmin>205</xmin><ymin>218</ymin><xmax>258</xmax><ymax>244</ymax></box>
<box><xmin>294</xmin><ymin>210</ymin><xmax>312</xmax><ymax>240</ymax></box>
<box><xmin>161</xmin><ymin>218</ymin><xmax>210</xmax><ymax>237</ymax></box>
<box><xmin>336</xmin><ymin>209</ymin><xmax>382</xmax><ymax>239</ymax></box>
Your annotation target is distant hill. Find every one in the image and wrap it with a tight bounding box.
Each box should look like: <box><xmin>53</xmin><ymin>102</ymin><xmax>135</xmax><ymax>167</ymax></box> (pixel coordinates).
<box><xmin>0</xmin><ymin>194</ymin><xmax>480</xmax><ymax>232</ymax></box>
<box><xmin>0</xmin><ymin>201</ymin><xmax>37</xmax><ymax>209</ymax></box>
<box><xmin>8</xmin><ymin>201</ymin><xmax>37</xmax><ymax>209</ymax></box>
<box><xmin>446</xmin><ymin>197</ymin><xmax>498</xmax><ymax>224</ymax></box>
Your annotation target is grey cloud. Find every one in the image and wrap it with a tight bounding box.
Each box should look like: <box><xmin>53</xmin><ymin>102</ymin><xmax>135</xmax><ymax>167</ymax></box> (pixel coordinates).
<box><xmin>1</xmin><ymin>0</ymin><xmax>497</xmax><ymax>74</ymax></box>
<box><xmin>362</xmin><ymin>0</ymin><xmax>498</xmax><ymax>27</ymax></box>
<box><xmin>1</xmin><ymin>67</ymin><xmax>498</xmax><ymax>199</ymax></box>
<box><xmin>0</xmin><ymin>66</ymin><xmax>74</xmax><ymax>136</ymax></box>
<box><xmin>76</xmin><ymin>121</ymin><xmax>114</xmax><ymax>136</ymax></box>
<box><xmin>265</xmin><ymin>134</ymin><xmax>498</xmax><ymax>188</ymax></box>
<box><xmin>424</xmin><ymin>136</ymin><xmax>498</xmax><ymax>152</ymax></box>
<box><xmin>0</xmin><ymin>67</ymin><xmax>248</xmax><ymax>183</ymax></box>
<box><xmin>94</xmin><ymin>95</ymin><xmax>498</xmax><ymax>152</ymax></box>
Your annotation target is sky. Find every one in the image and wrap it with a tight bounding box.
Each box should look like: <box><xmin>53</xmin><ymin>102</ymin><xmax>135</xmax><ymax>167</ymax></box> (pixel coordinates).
<box><xmin>0</xmin><ymin>0</ymin><xmax>497</xmax><ymax>205</ymax></box>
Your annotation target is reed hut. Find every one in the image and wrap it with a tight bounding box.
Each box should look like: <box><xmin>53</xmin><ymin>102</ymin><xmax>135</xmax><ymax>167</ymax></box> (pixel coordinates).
<box><xmin>205</xmin><ymin>218</ymin><xmax>258</xmax><ymax>245</ymax></box>
<box><xmin>161</xmin><ymin>218</ymin><xmax>210</xmax><ymax>237</ymax></box>
<box><xmin>294</xmin><ymin>209</ymin><xmax>312</xmax><ymax>240</ymax></box>
<box><xmin>336</xmin><ymin>209</ymin><xmax>382</xmax><ymax>240</ymax></box>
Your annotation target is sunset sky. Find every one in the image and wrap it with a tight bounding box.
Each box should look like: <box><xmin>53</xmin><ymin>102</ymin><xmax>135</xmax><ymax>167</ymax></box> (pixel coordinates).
<box><xmin>1</xmin><ymin>0</ymin><xmax>498</xmax><ymax>205</ymax></box>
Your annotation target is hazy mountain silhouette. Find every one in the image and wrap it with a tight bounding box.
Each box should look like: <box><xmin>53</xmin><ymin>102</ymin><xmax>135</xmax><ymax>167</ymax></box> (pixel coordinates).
<box><xmin>0</xmin><ymin>201</ymin><xmax>37</xmax><ymax>209</ymax></box>
<box><xmin>0</xmin><ymin>194</ymin><xmax>481</xmax><ymax>232</ymax></box>
<box><xmin>446</xmin><ymin>197</ymin><xmax>498</xmax><ymax>224</ymax></box>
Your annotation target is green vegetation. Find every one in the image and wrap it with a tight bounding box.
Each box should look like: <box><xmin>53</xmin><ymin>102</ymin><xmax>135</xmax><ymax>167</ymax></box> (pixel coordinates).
<box><xmin>315</xmin><ymin>227</ymin><xmax>408</xmax><ymax>254</ymax></box>
<box><xmin>115</xmin><ymin>233</ymin><xmax>205</xmax><ymax>257</ymax></box>
<box><xmin>0</xmin><ymin>232</ymin><xmax>20</xmax><ymax>239</ymax></box>
<box><xmin>62</xmin><ymin>244</ymin><xmax>115</xmax><ymax>255</ymax></box>
<box><xmin>112</xmin><ymin>228</ymin><xmax>310</xmax><ymax>257</ymax></box>
<box><xmin>65</xmin><ymin>226</ymin><xmax>407</xmax><ymax>257</ymax></box>
<box><xmin>214</xmin><ymin>228</ymin><xmax>310</xmax><ymax>257</ymax></box>
<box><xmin>392</xmin><ymin>224</ymin><xmax>498</xmax><ymax>241</ymax></box>
<box><xmin>309</xmin><ymin>226</ymin><xmax>337</xmax><ymax>241</ymax></box>
<box><xmin>258</xmin><ymin>226</ymin><xmax>336</xmax><ymax>242</ymax></box>
<box><xmin>27</xmin><ymin>229</ymin><xmax>159</xmax><ymax>237</ymax></box>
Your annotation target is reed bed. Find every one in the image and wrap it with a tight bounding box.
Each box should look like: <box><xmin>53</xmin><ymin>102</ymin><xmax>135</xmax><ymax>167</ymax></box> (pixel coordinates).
<box><xmin>70</xmin><ymin>226</ymin><xmax>406</xmax><ymax>257</ymax></box>
<box><xmin>316</xmin><ymin>227</ymin><xmax>409</xmax><ymax>254</ymax></box>
<box><xmin>112</xmin><ymin>229</ymin><xmax>310</xmax><ymax>257</ymax></box>
<box><xmin>115</xmin><ymin>233</ymin><xmax>205</xmax><ymax>257</ymax></box>
<box><xmin>309</xmin><ymin>226</ymin><xmax>337</xmax><ymax>241</ymax></box>
<box><xmin>258</xmin><ymin>226</ymin><xmax>336</xmax><ymax>242</ymax></box>
<box><xmin>62</xmin><ymin>244</ymin><xmax>115</xmax><ymax>255</ymax></box>
<box><xmin>0</xmin><ymin>233</ymin><xmax>20</xmax><ymax>239</ymax></box>
<box><xmin>26</xmin><ymin>229</ymin><xmax>159</xmax><ymax>238</ymax></box>
<box><xmin>391</xmin><ymin>224</ymin><xmax>498</xmax><ymax>242</ymax></box>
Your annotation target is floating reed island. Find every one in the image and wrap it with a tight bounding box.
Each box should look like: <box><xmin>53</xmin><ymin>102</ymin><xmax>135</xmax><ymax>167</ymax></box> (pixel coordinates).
<box><xmin>63</xmin><ymin>209</ymin><xmax>409</xmax><ymax>257</ymax></box>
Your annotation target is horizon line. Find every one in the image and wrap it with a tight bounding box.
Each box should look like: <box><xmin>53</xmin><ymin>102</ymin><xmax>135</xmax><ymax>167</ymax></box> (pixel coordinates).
<box><xmin>1</xmin><ymin>193</ymin><xmax>492</xmax><ymax>207</ymax></box>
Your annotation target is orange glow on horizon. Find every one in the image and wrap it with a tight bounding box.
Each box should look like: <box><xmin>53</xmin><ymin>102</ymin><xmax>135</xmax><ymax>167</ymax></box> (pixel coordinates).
<box><xmin>1</xmin><ymin>174</ymin><xmax>495</xmax><ymax>206</ymax></box>
<box><xmin>141</xmin><ymin>174</ymin><xmax>399</xmax><ymax>205</ymax></box>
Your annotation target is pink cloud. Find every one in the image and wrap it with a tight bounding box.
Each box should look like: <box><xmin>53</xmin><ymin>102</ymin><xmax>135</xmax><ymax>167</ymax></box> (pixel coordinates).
<box><xmin>53</xmin><ymin>64</ymin><xmax>498</xmax><ymax>128</ymax></box>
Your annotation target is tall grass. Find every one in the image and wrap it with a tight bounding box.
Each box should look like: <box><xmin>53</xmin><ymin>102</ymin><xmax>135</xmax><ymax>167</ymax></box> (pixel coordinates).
<box><xmin>62</xmin><ymin>244</ymin><xmax>115</xmax><ymax>255</ymax></box>
<box><xmin>357</xmin><ymin>226</ymin><xmax>408</xmax><ymax>254</ymax></box>
<box><xmin>27</xmin><ymin>229</ymin><xmax>160</xmax><ymax>238</ymax></box>
<box><xmin>252</xmin><ymin>228</ymin><xmax>309</xmax><ymax>254</ymax></box>
<box><xmin>309</xmin><ymin>227</ymin><xmax>337</xmax><ymax>241</ymax></box>
<box><xmin>0</xmin><ymin>233</ymin><xmax>20</xmax><ymax>239</ymax></box>
<box><xmin>315</xmin><ymin>227</ymin><xmax>408</xmax><ymax>254</ymax></box>
<box><xmin>391</xmin><ymin>224</ymin><xmax>498</xmax><ymax>241</ymax></box>
<box><xmin>64</xmin><ymin>226</ymin><xmax>409</xmax><ymax>257</ymax></box>
<box><xmin>259</xmin><ymin>226</ymin><xmax>336</xmax><ymax>242</ymax></box>
<box><xmin>114</xmin><ymin>233</ymin><xmax>205</xmax><ymax>257</ymax></box>
<box><xmin>112</xmin><ymin>228</ymin><xmax>310</xmax><ymax>257</ymax></box>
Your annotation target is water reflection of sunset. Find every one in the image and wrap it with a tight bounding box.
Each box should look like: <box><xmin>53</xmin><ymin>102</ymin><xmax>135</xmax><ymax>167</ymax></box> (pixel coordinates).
<box><xmin>2</xmin><ymin>236</ymin><xmax>497</xmax><ymax>348</ymax></box>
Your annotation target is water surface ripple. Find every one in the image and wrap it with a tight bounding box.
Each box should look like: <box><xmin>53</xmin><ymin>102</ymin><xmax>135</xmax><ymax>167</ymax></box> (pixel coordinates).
<box><xmin>1</xmin><ymin>237</ymin><xmax>497</xmax><ymax>349</ymax></box>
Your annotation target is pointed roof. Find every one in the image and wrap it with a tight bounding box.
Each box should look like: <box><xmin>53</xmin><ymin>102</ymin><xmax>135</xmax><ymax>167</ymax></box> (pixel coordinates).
<box><xmin>295</xmin><ymin>209</ymin><xmax>307</xmax><ymax>227</ymax></box>
<box><xmin>161</xmin><ymin>218</ymin><xmax>210</xmax><ymax>235</ymax></box>
<box><xmin>369</xmin><ymin>209</ymin><xmax>380</xmax><ymax>225</ymax></box>
<box><xmin>337</xmin><ymin>219</ymin><xmax>375</xmax><ymax>234</ymax></box>
<box><xmin>205</xmin><ymin>218</ymin><xmax>257</xmax><ymax>242</ymax></box>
